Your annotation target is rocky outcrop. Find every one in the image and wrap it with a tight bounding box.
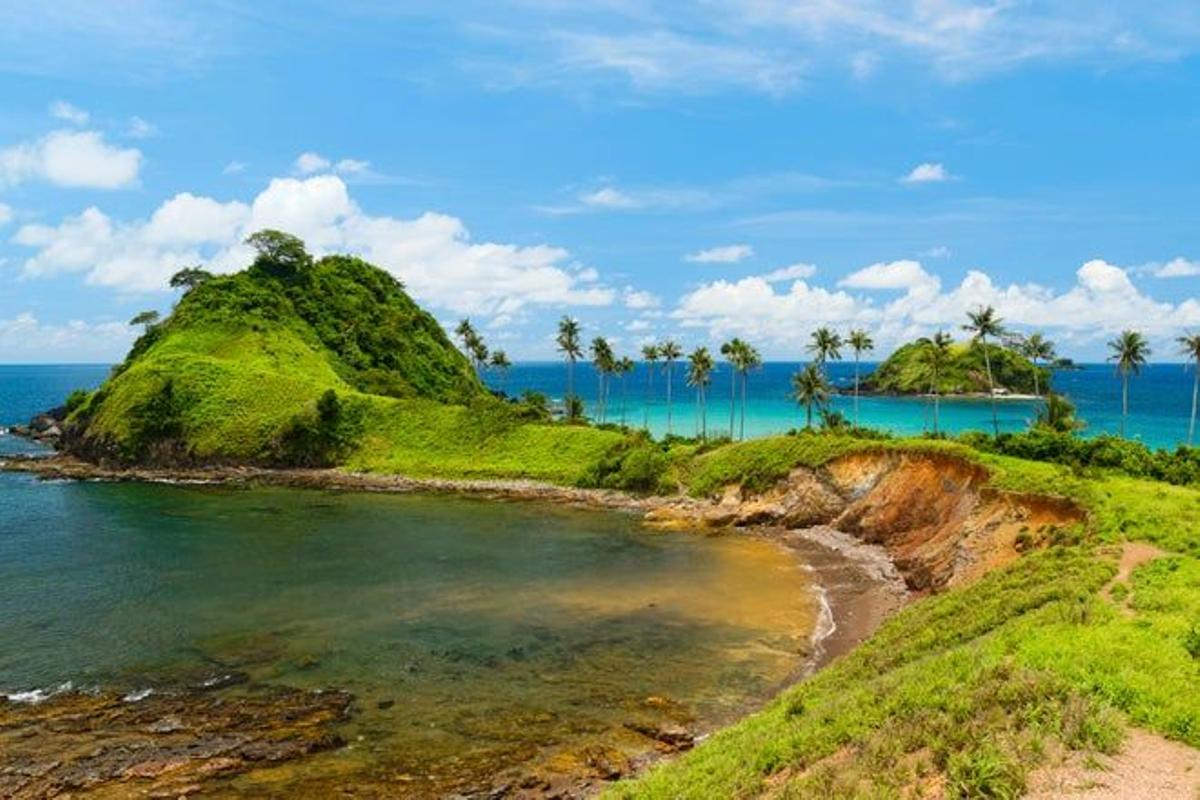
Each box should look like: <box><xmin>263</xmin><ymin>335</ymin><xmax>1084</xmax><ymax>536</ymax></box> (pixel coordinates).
<box><xmin>648</xmin><ymin>450</ymin><xmax>1084</xmax><ymax>592</ymax></box>
<box><xmin>7</xmin><ymin>407</ymin><xmax>68</xmax><ymax>446</ymax></box>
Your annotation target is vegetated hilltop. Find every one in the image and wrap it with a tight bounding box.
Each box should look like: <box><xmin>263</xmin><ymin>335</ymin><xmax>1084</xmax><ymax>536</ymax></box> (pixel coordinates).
<box><xmin>865</xmin><ymin>339</ymin><xmax>1047</xmax><ymax>395</ymax></box>
<box><xmin>66</xmin><ymin>230</ymin><xmax>486</xmax><ymax>464</ymax></box>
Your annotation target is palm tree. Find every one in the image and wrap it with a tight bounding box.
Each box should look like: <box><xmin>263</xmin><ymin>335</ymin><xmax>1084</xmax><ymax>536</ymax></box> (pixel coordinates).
<box><xmin>720</xmin><ymin>338</ymin><xmax>743</xmax><ymax>439</ymax></box>
<box><xmin>590</xmin><ymin>337</ymin><xmax>615</xmax><ymax>423</ymax></box>
<box><xmin>556</xmin><ymin>316</ymin><xmax>583</xmax><ymax>413</ymax></box>
<box><xmin>660</xmin><ymin>340</ymin><xmax>683</xmax><ymax>435</ymax></box>
<box><xmin>791</xmin><ymin>364</ymin><xmax>830</xmax><ymax>429</ymax></box>
<box><xmin>847</xmin><ymin>329</ymin><xmax>874</xmax><ymax>428</ymax></box>
<box><xmin>1021</xmin><ymin>333</ymin><xmax>1056</xmax><ymax>397</ymax></box>
<box><xmin>1107</xmin><ymin>329</ymin><xmax>1150</xmax><ymax>438</ymax></box>
<box><xmin>807</xmin><ymin>327</ymin><xmax>843</xmax><ymax>376</ymax></box>
<box><xmin>737</xmin><ymin>342</ymin><xmax>762</xmax><ymax>441</ymax></box>
<box><xmin>454</xmin><ymin>318</ymin><xmax>487</xmax><ymax>375</ymax></box>
<box><xmin>489</xmin><ymin>350</ymin><xmax>511</xmax><ymax>394</ymax></box>
<box><xmin>1179</xmin><ymin>333</ymin><xmax>1200</xmax><ymax>446</ymax></box>
<box><xmin>963</xmin><ymin>305</ymin><xmax>1005</xmax><ymax>437</ymax></box>
<box><xmin>641</xmin><ymin>344</ymin><xmax>660</xmax><ymax>430</ymax></box>
<box><xmin>616</xmin><ymin>356</ymin><xmax>635</xmax><ymax>426</ymax></box>
<box><xmin>916</xmin><ymin>331</ymin><xmax>953</xmax><ymax>435</ymax></box>
<box><xmin>687</xmin><ymin>347</ymin><xmax>714</xmax><ymax>439</ymax></box>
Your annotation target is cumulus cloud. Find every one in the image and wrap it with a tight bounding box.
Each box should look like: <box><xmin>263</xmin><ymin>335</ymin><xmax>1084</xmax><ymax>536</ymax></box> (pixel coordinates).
<box><xmin>1153</xmin><ymin>257</ymin><xmax>1200</xmax><ymax>278</ymax></box>
<box><xmin>760</xmin><ymin>262</ymin><xmax>817</xmax><ymax>282</ymax></box>
<box><xmin>0</xmin><ymin>312</ymin><xmax>134</xmax><ymax>363</ymax></box>
<box><xmin>294</xmin><ymin>152</ymin><xmax>331</xmax><ymax>175</ymax></box>
<box><xmin>623</xmin><ymin>287</ymin><xmax>660</xmax><ymax>309</ymax></box>
<box><xmin>11</xmin><ymin>174</ymin><xmax>617</xmax><ymax>315</ymax></box>
<box><xmin>901</xmin><ymin>162</ymin><xmax>951</xmax><ymax>184</ymax></box>
<box><xmin>49</xmin><ymin>100</ymin><xmax>89</xmax><ymax>125</ymax></box>
<box><xmin>672</xmin><ymin>257</ymin><xmax>1200</xmax><ymax>356</ymax></box>
<box><xmin>0</xmin><ymin>130</ymin><xmax>142</xmax><ymax>189</ymax></box>
<box><xmin>686</xmin><ymin>244</ymin><xmax>754</xmax><ymax>264</ymax></box>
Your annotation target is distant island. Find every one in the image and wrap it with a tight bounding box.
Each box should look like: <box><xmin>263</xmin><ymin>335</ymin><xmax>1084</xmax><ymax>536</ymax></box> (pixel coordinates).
<box><xmin>862</xmin><ymin>338</ymin><xmax>1048</xmax><ymax>397</ymax></box>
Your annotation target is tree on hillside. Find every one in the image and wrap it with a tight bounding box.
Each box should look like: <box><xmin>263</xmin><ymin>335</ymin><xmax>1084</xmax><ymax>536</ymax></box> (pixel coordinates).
<box><xmin>807</xmin><ymin>327</ymin><xmax>843</xmax><ymax>377</ymax></box>
<box><xmin>916</xmin><ymin>330</ymin><xmax>953</xmax><ymax>435</ymax></box>
<box><xmin>1107</xmin><ymin>329</ymin><xmax>1150</xmax><ymax>438</ymax></box>
<box><xmin>660</xmin><ymin>340</ymin><xmax>683</xmax><ymax>435</ymax></box>
<box><xmin>1021</xmin><ymin>333</ymin><xmax>1056</xmax><ymax>397</ymax></box>
<box><xmin>590</xmin><ymin>337</ymin><xmax>615</xmax><ymax>423</ymax></box>
<box><xmin>641</xmin><ymin>343</ymin><xmax>660</xmax><ymax>430</ymax></box>
<box><xmin>129</xmin><ymin>310</ymin><xmax>160</xmax><ymax>332</ymax></box>
<box><xmin>687</xmin><ymin>346</ymin><xmax>714</xmax><ymax>439</ymax></box>
<box><xmin>963</xmin><ymin>305</ymin><xmax>1005</xmax><ymax>437</ymax></box>
<box><xmin>245</xmin><ymin>229</ymin><xmax>312</xmax><ymax>281</ymax></box>
<box><xmin>489</xmin><ymin>350</ymin><xmax>511</xmax><ymax>394</ymax></box>
<box><xmin>169</xmin><ymin>266</ymin><xmax>214</xmax><ymax>292</ymax></box>
<box><xmin>556</xmin><ymin>317</ymin><xmax>583</xmax><ymax>418</ymax></box>
<box><xmin>1180</xmin><ymin>333</ymin><xmax>1200</xmax><ymax>446</ymax></box>
<box><xmin>615</xmin><ymin>356</ymin><xmax>635</xmax><ymax>426</ymax></box>
<box><xmin>791</xmin><ymin>363</ymin><xmax>830</xmax><ymax>430</ymax></box>
<box><xmin>847</xmin><ymin>329</ymin><xmax>874</xmax><ymax>429</ymax></box>
<box><xmin>720</xmin><ymin>338</ymin><xmax>743</xmax><ymax>439</ymax></box>
<box><xmin>1034</xmin><ymin>392</ymin><xmax>1084</xmax><ymax>434</ymax></box>
<box><xmin>454</xmin><ymin>319</ymin><xmax>488</xmax><ymax>376</ymax></box>
<box><xmin>736</xmin><ymin>341</ymin><xmax>762</xmax><ymax>441</ymax></box>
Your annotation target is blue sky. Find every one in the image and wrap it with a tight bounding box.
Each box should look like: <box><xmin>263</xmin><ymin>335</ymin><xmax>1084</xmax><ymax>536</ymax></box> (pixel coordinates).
<box><xmin>1</xmin><ymin>1</ymin><xmax>1199</xmax><ymax>362</ymax></box>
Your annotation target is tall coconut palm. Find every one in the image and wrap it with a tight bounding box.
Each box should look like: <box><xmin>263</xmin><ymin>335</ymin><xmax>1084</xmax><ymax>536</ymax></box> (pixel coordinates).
<box><xmin>1179</xmin><ymin>333</ymin><xmax>1200</xmax><ymax>446</ymax></box>
<box><xmin>807</xmin><ymin>327</ymin><xmax>843</xmax><ymax>376</ymax></box>
<box><xmin>590</xmin><ymin>337</ymin><xmax>615</xmax><ymax>422</ymax></box>
<box><xmin>455</xmin><ymin>318</ymin><xmax>488</xmax><ymax>375</ymax></box>
<box><xmin>556</xmin><ymin>316</ymin><xmax>583</xmax><ymax>414</ymax></box>
<box><xmin>686</xmin><ymin>347</ymin><xmax>715</xmax><ymax>439</ymax></box>
<box><xmin>489</xmin><ymin>350</ymin><xmax>511</xmax><ymax>394</ymax></box>
<box><xmin>847</xmin><ymin>329</ymin><xmax>874</xmax><ymax>428</ymax></box>
<box><xmin>737</xmin><ymin>342</ymin><xmax>762</xmax><ymax>441</ymax></box>
<box><xmin>660</xmin><ymin>340</ymin><xmax>683</xmax><ymax>435</ymax></box>
<box><xmin>963</xmin><ymin>305</ymin><xmax>1005</xmax><ymax>437</ymax></box>
<box><xmin>791</xmin><ymin>364</ymin><xmax>830</xmax><ymax>430</ymax></box>
<box><xmin>641</xmin><ymin>343</ymin><xmax>660</xmax><ymax>430</ymax></box>
<box><xmin>1021</xmin><ymin>332</ymin><xmax>1056</xmax><ymax>397</ymax></box>
<box><xmin>720</xmin><ymin>338</ymin><xmax>744</xmax><ymax>438</ymax></box>
<box><xmin>616</xmin><ymin>356</ymin><xmax>635</xmax><ymax>426</ymax></box>
<box><xmin>916</xmin><ymin>331</ymin><xmax>954</xmax><ymax>435</ymax></box>
<box><xmin>1107</xmin><ymin>329</ymin><xmax>1150</xmax><ymax>438</ymax></box>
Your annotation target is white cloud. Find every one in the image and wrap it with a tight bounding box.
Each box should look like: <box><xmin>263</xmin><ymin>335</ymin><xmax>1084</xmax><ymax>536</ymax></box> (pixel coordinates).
<box><xmin>581</xmin><ymin>187</ymin><xmax>639</xmax><ymax>209</ymax></box>
<box><xmin>0</xmin><ymin>311</ymin><xmax>134</xmax><ymax>364</ymax></box>
<box><xmin>921</xmin><ymin>245</ymin><xmax>952</xmax><ymax>259</ymax></box>
<box><xmin>223</xmin><ymin>160</ymin><xmax>247</xmax><ymax>175</ymax></box>
<box><xmin>335</xmin><ymin>158</ymin><xmax>369</xmax><ymax>174</ymax></box>
<box><xmin>127</xmin><ymin>116</ymin><xmax>157</xmax><ymax>139</ymax></box>
<box><xmin>49</xmin><ymin>100</ymin><xmax>88</xmax><ymax>125</ymax></box>
<box><xmin>1153</xmin><ymin>257</ymin><xmax>1200</xmax><ymax>278</ymax></box>
<box><xmin>901</xmin><ymin>162</ymin><xmax>951</xmax><ymax>184</ymax></box>
<box><xmin>0</xmin><ymin>130</ymin><xmax>142</xmax><ymax>189</ymax></box>
<box><xmin>0</xmin><ymin>203</ymin><xmax>12</xmax><ymax>226</ymax></box>
<box><xmin>673</xmin><ymin>256</ymin><xmax>1200</xmax><ymax>356</ymax></box>
<box><xmin>686</xmin><ymin>244</ymin><xmax>754</xmax><ymax>264</ymax></box>
<box><xmin>850</xmin><ymin>50</ymin><xmax>879</xmax><ymax>79</ymax></box>
<box><xmin>760</xmin><ymin>262</ymin><xmax>817</xmax><ymax>282</ymax></box>
<box><xmin>625</xmin><ymin>318</ymin><xmax>654</xmax><ymax>332</ymax></box>
<box><xmin>294</xmin><ymin>151</ymin><xmax>331</xmax><ymax>175</ymax></box>
<box><xmin>623</xmin><ymin>286</ymin><xmax>661</xmax><ymax>309</ymax></box>
<box><xmin>12</xmin><ymin>174</ymin><xmax>617</xmax><ymax>315</ymax></box>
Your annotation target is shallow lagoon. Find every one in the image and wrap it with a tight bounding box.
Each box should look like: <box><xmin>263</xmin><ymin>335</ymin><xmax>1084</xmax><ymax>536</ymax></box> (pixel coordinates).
<box><xmin>0</xmin><ymin>468</ymin><xmax>820</xmax><ymax>794</ymax></box>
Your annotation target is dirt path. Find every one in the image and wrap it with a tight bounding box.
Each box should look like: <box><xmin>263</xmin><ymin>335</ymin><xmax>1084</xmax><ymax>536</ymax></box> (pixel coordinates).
<box><xmin>1100</xmin><ymin>541</ymin><xmax>1167</xmax><ymax>614</ymax></box>
<box><xmin>1027</xmin><ymin>728</ymin><xmax>1200</xmax><ymax>799</ymax></box>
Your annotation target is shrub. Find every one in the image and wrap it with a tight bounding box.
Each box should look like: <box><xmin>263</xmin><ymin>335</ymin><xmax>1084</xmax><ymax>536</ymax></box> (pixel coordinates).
<box><xmin>275</xmin><ymin>389</ymin><xmax>364</xmax><ymax>467</ymax></box>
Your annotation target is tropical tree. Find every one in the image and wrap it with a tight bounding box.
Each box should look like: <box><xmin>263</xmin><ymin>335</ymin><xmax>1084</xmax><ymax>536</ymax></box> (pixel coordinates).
<box><xmin>847</xmin><ymin>329</ymin><xmax>874</xmax><ymax>428</ymax></box>
<box><xmin>489</xmin><ymin>350</ymin><xmax>511</xmax><ymax>394</ymax></box>
<box><xmin>1107</xmin><ymin>329</ymin><xmax>1150</xmax><ymax>438</ymax></box>
<box><xmin>454</xmin><ymin>319</ymin><xmax>487</xmax><ymax>375</ymax></box>
<box><xmin>791</xmin><ymin>363</ymin><xmax>830</xmax><ymax>430</ymax></box>
<box><xmin>1034</xmin><ymin>392</ymin><xmax>1084</xmax><ymax>434</ymax></box>
<box><xmin>129</xmin><ymin>310</ymin><xmax>160</xmax><ymax>332</ymax></box>
<box><xmin>641</xmin><ymin>343</ymin><xmax>660</xmax><ymax>430</ymax></box>
<box><xmin>1021</xmin><ymin>332</ymin><xmax>1056</xmax><ymax>397</ymax></box>
<box><xmin>720</xmin><ymin>338</ymin><xmax>746</xmax><ymax>438</ymax></box>
<box><xmin>556</xmin><ymin>316</ymin><xmax>583</xmax><ymax>412</ymax></box>
<box><xmin>245</xmin><ymin>229</ymin><xmax>312</xmax><ymax>281</ymax></box>
<box><xmin>169</xmin><ymin>266</ymin><xmax>213</xmax><ymax>292</ymax></box>
<box><xmin>963</xmin><ymin>305</ymin><xmax>1006</xmax><ymax>437</ymax></box>
<box><xmin>807</xmin><ymin>327</ymin><xmax>843</xmax><ymax>376</ymax></box>
<box><xmin>660</xmin><ymin>339</ymin><xmax>683</xmax><ymax>435</ymax></box>
<box><xmin>590</xmin><ymin>336</ymin><xmax>615</xmax><ymax>423</ymax></box>
<box><xmin>616</xmin><ymin>356</ymin><xmax>635</xmax><ymax>426</ymax></box>
<box><xmin>915</xmin><ymin>331</ymin><xmax>954</xmax><ymax>435</ymax></box>
<box><xmin>737</xmin><ymin>342</ymin><xmax>762</xmax><ymax>441</ymax></box>
<box><xmin>1179</xmin><ymin>333</ymin><xmax>1200</xmax><ymax>446</ymax></box>
<box><xmin>686</xmin><ymin>347</ymin><xmax>715</xmax><ymax>439</ymax></box>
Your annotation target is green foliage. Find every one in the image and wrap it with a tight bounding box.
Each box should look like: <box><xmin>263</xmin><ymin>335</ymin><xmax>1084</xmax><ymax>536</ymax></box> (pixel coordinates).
<box><xmin>867</xmin><ymin>339</ymin><xmax>1047</xmax><ymax>395</ymax></box>
<box><xmin>577</xmin><ymin>432</ymin><xmax>672</xmax><ymax>493</ymax></box>
<box><xmin>245</xmin><ymin>229</ymin><xmax>313</xmax><ymax>282</ymax></box>
<box><xmin>63</xmin><ymin>389</ymin><xmax>89</xmax><ymax>415</ymax></box>
<box><xmin>946</xmin><ymin>741</ymin><xmax>1026</xmax><ymax>799</ymax></box>
<box><xmin>125</xmin><ymin>378</ymin><xmax>185</xmax><ymax>460</ymax></box>
<box><xmin>275</xmin><ymin>389</ymin><xmax>364</xmax><ymax>467</ymax></box>
<box><xmin>169</xmin><ymin>266</ymin><xmax>214</xmax><ymax>291</ymax></box>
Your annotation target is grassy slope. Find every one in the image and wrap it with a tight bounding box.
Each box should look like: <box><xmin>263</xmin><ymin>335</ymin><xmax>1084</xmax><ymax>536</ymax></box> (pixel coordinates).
<box><xmin>608</xmin><ymin>436</ymin><xmax>1200</xmax><ymax>798</ymax></box>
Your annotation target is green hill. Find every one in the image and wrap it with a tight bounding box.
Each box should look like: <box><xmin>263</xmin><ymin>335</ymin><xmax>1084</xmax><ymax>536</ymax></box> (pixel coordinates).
<box><xmin>865</xmin><ymin>339</ymin><xmax>1048</xmax><ymax>395</ymax></box>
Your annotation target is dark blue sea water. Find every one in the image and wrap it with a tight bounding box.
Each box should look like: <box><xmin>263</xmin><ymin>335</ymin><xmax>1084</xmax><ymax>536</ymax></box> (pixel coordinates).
<box><xmin>0</xmin><ymin>361</ymin><xmax>1193</xmax><ymax>450</ymax></box>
